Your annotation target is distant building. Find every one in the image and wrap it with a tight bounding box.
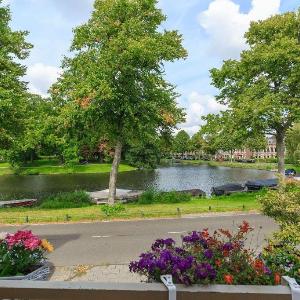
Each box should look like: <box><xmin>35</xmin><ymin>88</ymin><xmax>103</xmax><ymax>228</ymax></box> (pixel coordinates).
<box><xmin>217</xmin><ymin>136</ymin><xmax>278</xmax><ymax>160</ymax></box>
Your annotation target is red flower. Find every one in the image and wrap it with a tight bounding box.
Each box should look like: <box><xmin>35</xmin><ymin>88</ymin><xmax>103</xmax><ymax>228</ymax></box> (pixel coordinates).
<box><xmin>215</xmin><ymin>259</ymin><xmax>222</xmax><ymax>267</ymax></box>
<box><xmin>239</xmin><ymin>221</ymin><xmax>252</xmax><ymax>234</ymax></box>
<box><xmin>274</xmin><ymin>273</ymin><xmax>281</xmax><ymax>285</ymax></box>
<box><xmin>224</xmin><ymin>274</ymin><xmax>234</xmax><ymax>284</ymax></box>
<box><xmin>219</xmin><ymin>228</ymin><xmax>232</xmax><ymax>238</ymax></box>
<box><xmin>202</xmin><ymin>229</ymin><xmax>209</xmax><ymax>238</ymax></box>
<box><xmin>254</xmin><ymin>259</ymin><xmax>264</xmax><ymax>271</ymax></box>
<box><xmin>223</xmin><ymin>250</ymin><xmax>230</xmax><ymax>257</ymax></box>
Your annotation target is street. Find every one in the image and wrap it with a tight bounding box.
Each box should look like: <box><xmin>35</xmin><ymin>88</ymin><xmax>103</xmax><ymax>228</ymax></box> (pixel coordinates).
<box><xmin>0</xmin><ymin>213</ymin><xmax>277</xmax><ymax>266</ymax></box>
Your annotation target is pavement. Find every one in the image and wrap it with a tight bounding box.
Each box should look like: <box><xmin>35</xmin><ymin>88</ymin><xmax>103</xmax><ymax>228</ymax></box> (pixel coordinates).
<box><xmin>0</xmin><ymin>213</ymin><xmax>277</xmax><ymax>282</ymax></box>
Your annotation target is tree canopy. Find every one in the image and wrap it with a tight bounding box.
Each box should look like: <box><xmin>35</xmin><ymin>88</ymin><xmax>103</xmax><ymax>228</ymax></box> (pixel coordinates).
<box><xmin>173</xmin><ymin>130</ymin><xmax>190</xmax><ymax>155</ymax></box>
<box><xmin>52</xmin><ymin>0</ymin><xmax>187</xmax><ymax>203</ymax></box>
<box><xmin>0</xmin><ymin>1</ymin><xmax>32</xmax><ymax>154</ymax></box>
<box><xmin>210</xmin><ymin>11</ymin><xmax>300</xmax><ymax>173</ymax></box>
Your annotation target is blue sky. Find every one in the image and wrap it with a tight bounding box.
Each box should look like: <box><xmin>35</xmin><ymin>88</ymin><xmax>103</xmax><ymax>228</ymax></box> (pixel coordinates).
<box><xmin>5</xmin><ymin>0</ymin><xmax>300</xmax><ymax>134</ymax></box>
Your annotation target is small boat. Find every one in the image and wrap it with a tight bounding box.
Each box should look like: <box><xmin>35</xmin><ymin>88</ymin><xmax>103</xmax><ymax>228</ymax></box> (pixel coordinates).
<box><xmin>285</xmin><ymin>169</ymin><xmax>297</xmax><ymax>177</ymax></box>
<box><xmin>245</xmin><ymin>178</ymin><xmax>278</xmax><ymax>191</ymax></box>
<box><xmin>211</xmin><ymin>184</ymin><xmax>245</xmax><ymax>196</ymax></box>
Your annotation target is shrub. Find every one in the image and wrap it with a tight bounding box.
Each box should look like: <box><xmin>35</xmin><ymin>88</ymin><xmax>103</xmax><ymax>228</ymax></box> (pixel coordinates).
<box><xmin>130</xmin><ymin>221</ymin><xmax>283</xmax><ymax>286</ymax></box>
<box><xmin>0</xmin><ymin>230</ymin><xmax>53</xmax><ymax>277</ymax></box>
<box><xmin>260</xmin><ymin>180</ymin><xmax>300</xmax><ymax>226</ymax></box>
<box><xmin>101</xmin><ymin>203</ymin><xmax>125</xmax><ymax>216</ymax></box>
<box><xmin>263</xmin><ymin>233</ymin><xmax>300</xmax><ymax>284</ymax></box>
<box><xmin>39</xmin><ymin>191</ymin><xmax>92</xmax><ymax>209</ymax></box>
<box><xmin>260</xmin><ymin>180</ymin><xmax>300</xmax><ymax>283</ymax></box>
<box><xmin>138</xmin><ymin>190</ymin><xmax>191</xmax><ymax>205</ymax></box>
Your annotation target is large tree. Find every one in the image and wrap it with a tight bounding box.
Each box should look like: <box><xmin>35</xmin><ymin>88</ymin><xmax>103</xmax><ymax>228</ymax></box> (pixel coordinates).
<box><xmin>173</xmin><ymin>130</ymin><xmax>190</xmax><ymax>157</ymax></box>
<box><xmin>0</xmin><ymin>1</ymin><xmax>32</xmax><ymax>154</ymax></box>
<box><xmin>201</xmin><ymin>111</ymin><xmax>244</xmax><ymax>161</ymax></box>
<box><xmin>210</xmin><ymin>11</ymin><xmax>300</xmax><ymax>174</ymax></box>
<box><xmin>52</xmin><ymin>0</ymin><xmax>186</xmax><ymax>203</ymax></box>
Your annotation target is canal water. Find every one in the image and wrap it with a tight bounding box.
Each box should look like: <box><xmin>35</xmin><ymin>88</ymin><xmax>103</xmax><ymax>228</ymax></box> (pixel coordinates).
<box><xmin>0</xmin><ymin>164</ymin><xmax>275</xmax><ymax>199</ymax></box>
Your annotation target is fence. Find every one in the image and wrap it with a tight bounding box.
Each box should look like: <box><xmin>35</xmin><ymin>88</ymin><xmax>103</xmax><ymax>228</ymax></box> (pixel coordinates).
<box><xmin>0</xmin><ymin>205</ymin><xmax>253</xmax><ymax>225</ymax></box>
<box><xmin>0</xmin><ymin>280</ymin><xmax>293</xmax><ymax>300</ymax></box>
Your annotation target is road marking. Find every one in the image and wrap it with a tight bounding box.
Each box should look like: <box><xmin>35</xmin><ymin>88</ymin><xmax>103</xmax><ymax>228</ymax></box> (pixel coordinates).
<box><xmin>168</xmin><ymin>231</ymin><xmax>186</xmax><ymax>234</ymax></box>
<box><xmin>92</xmin><ymin>235</ymin><xmax>111</xmax><ymax>238</ymax></box>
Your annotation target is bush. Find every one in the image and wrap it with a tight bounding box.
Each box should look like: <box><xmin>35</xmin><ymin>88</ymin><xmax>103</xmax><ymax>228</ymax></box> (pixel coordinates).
<box><xmin>260</xmin><ymin>180</ymin><xmax>300</xmax><ymax>226</ymax></box>
<box><xmin>0</xmin><ymin>230</ymin><xmax>53</xmax><ymax>277</ymax></box>
<box><xmin>260</xmin><ymin>180</ymin><xmax>300</xmax><ymax>283</ymax></box>
<box><xmin>264</xmin><ymin>225</ymin><xmax>300</xmax><ymax>283</ymax></box>
<box><xmin>130</xmin><ymin>222</ymin><xmax>283</xmax><ymax>285</ymax></box>
<box><xmin>138</xmin><ymin>189</ymin><xmax>191</xmax><ymax>205</ymax></box>
<box><xmin>101</xmin><ymin>203</ymin><xmax>125</xmax><ymax>216</ymax></box>
<box><xmin>39</xmin><ymin>191</ymin><xmax>92</xmax><ymax>209</ymax></box>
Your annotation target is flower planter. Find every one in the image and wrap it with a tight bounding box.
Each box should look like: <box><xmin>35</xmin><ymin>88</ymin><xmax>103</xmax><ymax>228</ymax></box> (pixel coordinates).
<box><xmin>0</xmin><ymin>262</ymin><xmax>52</xmax><ymax>281</ymax></box>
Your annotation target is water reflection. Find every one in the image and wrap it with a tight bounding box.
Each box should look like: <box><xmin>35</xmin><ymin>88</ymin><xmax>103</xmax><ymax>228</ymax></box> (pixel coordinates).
<box><xmin>0</xmin><ymin>164</ymin><xmax>275</xmax><ymax>199</ymax></box>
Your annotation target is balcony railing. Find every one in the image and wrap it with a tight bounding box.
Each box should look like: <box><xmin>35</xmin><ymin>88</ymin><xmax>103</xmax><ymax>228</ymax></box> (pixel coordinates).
<box><xmin>0</xmin><ymin>280</ymin><xmax>292</xmax><ymax>300</ymax></box>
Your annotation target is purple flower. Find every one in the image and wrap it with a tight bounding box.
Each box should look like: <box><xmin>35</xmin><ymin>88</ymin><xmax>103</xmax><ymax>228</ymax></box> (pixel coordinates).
<box><xmin>195</xmin><ymin>262</ymin><xmax>216</xmax><ymax>280</ymax></box>
<box><xmin>222</xmin><ymin>242</ymin><xmax>233</xmax><ymax>251</ymax></box>
<box><xmin>175</xmin><ymin>247</ymin><xmax>186</xmax><ymax>256</ymax></box>
<box><xmin>175</xmin><ymin>256</ymin><xmax>194</xmax><ymax>272</ymax></box>
<box><xmin>204</xmin><ymin>249</ymin><xmax>213</xmax><ymax>259</ymax></box>
<box><xmin>182</xmin><ymin>231</ymin><xmax>202</xmax><ymax>244</ymax></box>
<box><xmin>263</xmin><ymin>266</ymin><xmax>272</xmax><ymax>275</ymax></box>
<box><xmin>151</xmin><ymin>238</ymin><xmax>175</xmax><ymax>251</ymax></box>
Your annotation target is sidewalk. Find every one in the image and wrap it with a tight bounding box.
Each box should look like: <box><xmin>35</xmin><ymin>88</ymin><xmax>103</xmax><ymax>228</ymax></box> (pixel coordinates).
<box><xmin>50</xmin><ymin>264</ymin><xmax>144</xmax><ymax>283</ymax></box>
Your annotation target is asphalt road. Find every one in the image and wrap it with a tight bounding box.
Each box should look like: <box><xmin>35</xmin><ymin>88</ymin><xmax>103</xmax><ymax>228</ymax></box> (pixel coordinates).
<box><xmin>0</xmin><ymin>213</ymin><xmax>277</xmax><ymax>266</ymax></box>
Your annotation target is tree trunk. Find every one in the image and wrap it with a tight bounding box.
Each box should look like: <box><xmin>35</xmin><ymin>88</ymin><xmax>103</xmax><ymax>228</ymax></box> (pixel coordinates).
<box><xmin>276</xmin><ymin>131</ymin><xmax>285</xmax><ymax>175</ymax></box>
<box><xmin>108</xmin><ymin>141</ymin><xmax>122</xmax><ymax>205</ymax></box>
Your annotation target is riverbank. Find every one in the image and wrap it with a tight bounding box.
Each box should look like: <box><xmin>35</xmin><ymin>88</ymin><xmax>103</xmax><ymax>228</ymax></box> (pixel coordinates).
<box><xmin>0</xmin><ymin>160</ymin><xmax>136</xmax><ymax>176</ymax></box>
<box><xmin>0</xmin><ymin>192</ymin><xmax>262</xmax><ymax>225</ymax></box>
<box><xmin>179</xmin><ymin>159</ymin><xmax>300</xmax><ymax>173</ymax></box>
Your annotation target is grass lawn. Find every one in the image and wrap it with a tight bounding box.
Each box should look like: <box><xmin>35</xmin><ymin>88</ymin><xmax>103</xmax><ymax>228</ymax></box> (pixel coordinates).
<box><xmin>180</xmin><ymin>160</ymin><xmax>300</xmax><ymax>173</ymax></box>
<box><xmin>0</xmin><ymin>159</ymin><xmax>136</xmax><ymax>175</ymax></box>
<box><xmin>0</xmin><ymin>192</ymin><xmax>262</xmax><ymax>225</ymax></box>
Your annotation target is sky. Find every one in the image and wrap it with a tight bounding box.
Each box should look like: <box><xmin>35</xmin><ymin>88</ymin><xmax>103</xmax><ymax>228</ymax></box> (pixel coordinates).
<box><xmin>4</xmin><ymin>0</ymin><xmax>300</xmax><ymax>135</ymax></box>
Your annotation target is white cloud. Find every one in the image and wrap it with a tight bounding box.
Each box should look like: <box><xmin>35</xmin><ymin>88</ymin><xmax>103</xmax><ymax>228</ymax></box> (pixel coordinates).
<box><xmin>198</xmin><ymin>0</ymin><xmax>280</xmax><ymax>59</ymax></box>
<box><xmin>25</xmin><ymin>63</ymin><xmax>61</xmax><ymax>97</ymax></box>
<box><xmin>179</xmin><ymin>92</ymin><xmax>226</xmax><ymax>135</ymax></box>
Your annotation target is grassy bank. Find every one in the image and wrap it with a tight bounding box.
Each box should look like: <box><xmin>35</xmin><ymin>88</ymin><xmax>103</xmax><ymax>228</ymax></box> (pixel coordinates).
<box><xmin>180</xmin><ymin>160</ymin><xmax>300</xmax><ymax>173</ymax></box>
<box><xmin>0</xmin><ymin>159</ymin><xmax>135</xmax><ymax>176</ymax></box>
<box><xmin>0</xmin><ymin>192</ymin><xmax>262</xmax><ymax>224</ymax></box>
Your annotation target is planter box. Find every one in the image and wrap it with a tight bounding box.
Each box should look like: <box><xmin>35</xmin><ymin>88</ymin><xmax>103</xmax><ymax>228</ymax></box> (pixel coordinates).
<box><xmin>0</xmin><ymin>262</ymin><xmax>51</xmax><ymax>281</ymax></box>
<box><xmin>0</xmin><ymin>281</ymin><xmax>292</xmax><ymax>300</ymax></box>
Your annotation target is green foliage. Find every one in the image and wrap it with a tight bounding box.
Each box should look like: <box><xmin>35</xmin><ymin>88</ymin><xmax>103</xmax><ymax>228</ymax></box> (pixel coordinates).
<box><xmin>51</xmin><ymin>0</ymin><xmax>187</xmax><ymax>201</ymax></box>
<box><xmin>173</xmin><ymin>130</ymin><xmax>190</xmax><ymax>154</ymax></box>
<box><xmin>138</xmin><ymin>189</ymin><xmax>191</xmax><ymax>204</ymax></box>
<box><xmin>101</xmin><ymin>203</ymin><xmax>125</xmax><ymax>216</ymax></box>
<box><xmin>286</xmin><ymin>123</ymin><xmax>300</xmax><ymax>165</ymax></box>
<box><xmin>260</xmin><ymin>181</ymin><xmax>300</xmax><ymax>281</ymax></box>
<box><xmin>261</xmin><ymin>227</ymin><xmax>300</xmax><ymax>284</ymax></box>
<box><xmin>260</xmin><ymin>181</ymin><xmax>300</xmax><ymax>226</ymax></box>
<box><xmin>0</xmin><ymin>1</ymin><xmax>32</xmax><ymax>152</ymax></box>
<box><xmin>209</xmin><ymin>11</ymin><xmax>300</xmax><ymax>173</ymax></box>
<box><xmin>125</xmin><ymin>141</ymin><xmax>160</xmax><ymax>169</ymax></box>
<box><xmin>39</xmin><ymin>191</ymin><xmax>92</xmax><ymax>209</ymax></box>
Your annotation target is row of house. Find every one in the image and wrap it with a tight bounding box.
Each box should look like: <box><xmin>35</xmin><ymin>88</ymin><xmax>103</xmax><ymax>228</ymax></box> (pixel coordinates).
<box><xmin>218</xmin><ymin>136</ymin><xmax>278</xmax><ymax>160</ymax></box>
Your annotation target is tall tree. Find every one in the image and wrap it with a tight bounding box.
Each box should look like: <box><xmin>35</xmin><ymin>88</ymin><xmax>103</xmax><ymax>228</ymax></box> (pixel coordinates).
<box><xmin>173</xmin><ymin>130</ymin><xmax>190</xmax><ymax>157</ymax></box>
<box><xmin>190</xmin><ymin>131</ymin><xmax>206</xmax><ymax>159</ymax></box>
<box><xmin>210</xmin><ymin>11</ymin><xmax>300</xmax><ymax>174</ymax></box>
<box><xmin>52</xmin><ymin>0</ymin><xmax>186</xmax><ymax>204</ymax></box>
<box><xmin>201</xmin><ymin>111</ymin><xmax>244</xmax><ymax>161</ymax></box>
<box><xmin>0</xmin><ymin>1</ymin><xmax>32</xmax><ymax>155</ymax></box>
